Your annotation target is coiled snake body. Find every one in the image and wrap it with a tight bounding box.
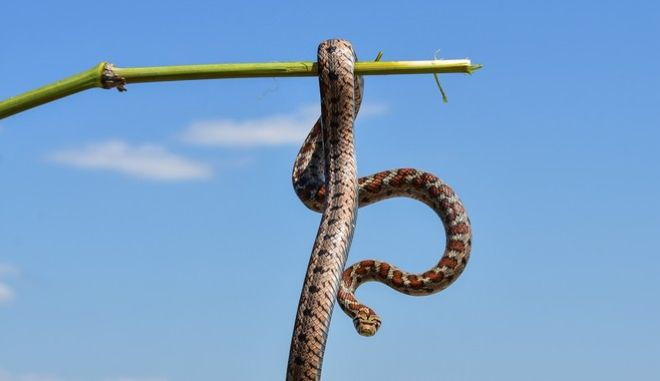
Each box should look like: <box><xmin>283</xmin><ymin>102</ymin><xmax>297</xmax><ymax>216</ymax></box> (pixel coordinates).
<box><xmin>286</xmin><ymin>39</ymin><xmax>472</xmax><ymax>380</ymax></box>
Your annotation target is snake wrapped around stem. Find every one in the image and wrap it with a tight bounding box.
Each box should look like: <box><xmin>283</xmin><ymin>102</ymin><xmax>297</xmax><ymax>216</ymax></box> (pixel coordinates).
<box><xmin>286</xmin><ymin>39</ymin><xmax>472</xmax><ymax>380</ymax></box>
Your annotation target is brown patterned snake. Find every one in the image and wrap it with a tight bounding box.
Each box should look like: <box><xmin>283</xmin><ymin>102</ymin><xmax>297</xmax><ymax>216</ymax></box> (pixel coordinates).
<box><xmin>286</xmin><ymin>39</ymin><xmax>472</xmax><ymax>380</ymax></box>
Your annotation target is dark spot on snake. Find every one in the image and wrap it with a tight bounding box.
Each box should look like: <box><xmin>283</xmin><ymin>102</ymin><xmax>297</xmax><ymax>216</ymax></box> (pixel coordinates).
<box><xmin>313</xmin><ymin>266</ymin><xmax>323</xmax><ymax>273</ymax></box>
<box><xmin>309</xmin><ymin>285</ymin><xmax>319</xmax><ymax>293</ymax></box>
<box><xmin>449</xmin><ymin>223</ymin><xmax>470</xmax><ymax>235</ymax></box>
<box><xmin>420</xmin><ymin>173</ymin><xmax>437</xmax><ymax>183</ymax></box>
<box><xmin>447</xmin><ymin>240</ymin><xmax>466</xmax><ymax>252</ymax></box>
<box><xmin>342</xmin><ymin>272</ymin><xmax>353</xmax><ymax>283</ymax></box>
<box><xmin>440</xmin><ymin>199</ymin><xmax>452</xmax><ymax>210</ymax></box>
<box><xmin>440</xmin><ymin>257</ymin><xmax>459</xmax><ymax>268</ymax></box>
<box><xmin>325</xmin><ymin>45</ymin><xmax>337</xmax><ymax>53</ymax></box>
<box><xmin>391</xmin><ymin>271</ymin><xmax>404</xmax><ymax>287</ymax></box>
<box><xmin>441</xmin><ymin>185</ymin><xmax>454</xmax><ymax>196</ymax></box>
<box><xmin>303</xmin><ymin>308</ymin><xmax>312</xmax><ymax>317</ymax></box>
<box><xmin>294</xmin><ymin>356</ymin><xmax>304</xmax><ymax>365</ymax></box>
<box><xmin>327</xmin><ymin>218</ymin><xmax>337</xmax><ymax>225</ymax></box>
<box><xmin>365</xmin><ymin>181</ymin><xmax>381</xmax><ymax>193</ymax></box>
<box><xmin>297</xmin><ymin>333</ymin><xmax>308</xmax><ymax>342</ymax></box>
<box><xmin>328</xmin><ymin>71</ymin><xmax>339</xmax><ymax>80</ymax></box>
<box><xmin>378</xmin><ymin>263</ymin><xmax>390</xmax><ymax>279</ymax></box>
<box><xmin>423</xmin><ymin>270</ymin><xmax>443</xmax><ymax>283</ymax></box>
<box><xmin>408</xmin><ymin>275</ymin><xmax>423</xmax><ymax>289</ymax></box>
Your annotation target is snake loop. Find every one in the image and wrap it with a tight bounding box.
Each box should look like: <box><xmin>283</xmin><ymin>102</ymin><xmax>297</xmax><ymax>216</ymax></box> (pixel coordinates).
<box><xmin>287</xmin><ymin>38</ymin><xmax>472</xmax><ymax>380</ymax></box>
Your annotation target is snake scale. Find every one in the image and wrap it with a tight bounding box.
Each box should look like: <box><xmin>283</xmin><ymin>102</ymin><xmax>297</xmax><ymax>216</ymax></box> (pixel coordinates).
<box><xmin>286</xmin><ymin>39</ymin><xmax>472</xmax><ymax>380</ymax></box>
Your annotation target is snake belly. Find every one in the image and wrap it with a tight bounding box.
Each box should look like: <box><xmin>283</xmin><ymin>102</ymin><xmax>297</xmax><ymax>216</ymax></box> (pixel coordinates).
<box><xmin>286</xmin><ymin>39</ymin><xmax>360</xmax><ymax>381</ymax></box>
<box><xmin>292</xmin><ymin>57</ymin><xmax>472</xmax><ymax>337</ymax></box>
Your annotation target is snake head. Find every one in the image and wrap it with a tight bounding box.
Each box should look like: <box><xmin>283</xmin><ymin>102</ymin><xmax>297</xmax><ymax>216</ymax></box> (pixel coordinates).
<box><xmin>353</xmin><ymin>307</ymin><xmax>382</xmax><ymax>337</ymax></box>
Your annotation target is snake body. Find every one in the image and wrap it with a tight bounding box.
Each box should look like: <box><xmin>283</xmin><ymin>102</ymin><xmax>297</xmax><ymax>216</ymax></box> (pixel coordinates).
<box><xmin>286</xmin><ymin>40</ymin><xmax>360</xmax><ymax>381</ymax></box>
<box><xmin>287</xmin><ymin>39</ymin><xmax>472</xmax><ymax>380</ymax></box>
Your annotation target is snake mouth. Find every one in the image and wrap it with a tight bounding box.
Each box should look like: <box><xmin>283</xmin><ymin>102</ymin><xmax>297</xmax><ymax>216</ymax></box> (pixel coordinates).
<box><xmin>353</xmin><ymin>316</ymin><xmax>382</xmax><ymax>337</ymax></box>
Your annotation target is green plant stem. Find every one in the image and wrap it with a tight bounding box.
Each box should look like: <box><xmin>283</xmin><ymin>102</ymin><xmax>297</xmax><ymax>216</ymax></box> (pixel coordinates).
<box><xmin>0</xmin><ymin>63</ymin><xmax>105</xmax><ymax>120</ymax></box>
<box><xmin>114</xmin><ymin>59</ymin><xmax>480</xmax><ymax>83</ymax></box>
<box><xmin>0</xmin><ymin>59</ymin><xmax>482</xmax><ymax>120</ymax></box>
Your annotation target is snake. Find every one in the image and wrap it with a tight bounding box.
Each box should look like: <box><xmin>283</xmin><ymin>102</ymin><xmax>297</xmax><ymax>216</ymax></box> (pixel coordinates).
<box><xmin>286</xmin><ymin>39</ymin><xmax>472</xmax><ymax>380</ymax></box>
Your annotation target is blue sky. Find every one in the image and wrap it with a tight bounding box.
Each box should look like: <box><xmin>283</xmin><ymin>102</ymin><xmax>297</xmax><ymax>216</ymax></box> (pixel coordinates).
<box><xmin>1</xmin><ymin>0</ymin><xmax>659</xmax><ymax>380</ymax></box>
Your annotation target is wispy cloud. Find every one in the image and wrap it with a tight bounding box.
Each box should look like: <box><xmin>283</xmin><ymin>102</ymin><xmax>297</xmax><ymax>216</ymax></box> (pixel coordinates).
<box><xmin>357</xmin><ymin>102</ymin><xmax>389</xmax><ymax>118</ymax></box>
<box><xmin>48</xmin><ymin>140</ymin><xmax>212</xmax><ymax>181</ymax></box>
<box><xmin>0</xmin><ymin>283</ymin><xmax>14</xmax><ymax>304</ymax></box>
<box><xmin>0</xmin><ymin>263</ymin><xmax>19</xmax><ymax>276</ymax></box>
<box><xmin>181</xmin><ymin>102</ymin><xmax>388</xmax><ymax>147</ymax></box>
<box><xmin>0</xmin><ymin>264</ymin><xmax>18</xmax><ymax>305</ymax></box>
<box><xmin>0</xmin><ymin>369</ymin><xmax>60</xmax><ymax>381</ymax></box>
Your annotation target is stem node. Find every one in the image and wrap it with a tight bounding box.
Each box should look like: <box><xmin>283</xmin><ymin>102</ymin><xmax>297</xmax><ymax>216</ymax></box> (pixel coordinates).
<box><xmin>101</xmin><ymin>63</ymin><xmax>127</xmax><ymax>92</ymax></box>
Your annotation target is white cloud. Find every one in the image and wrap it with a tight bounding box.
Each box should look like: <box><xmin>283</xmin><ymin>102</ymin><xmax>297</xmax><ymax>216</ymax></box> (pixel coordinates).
<box><xmin>0</xmin><ymin>263</ymin><xmax>19</xmax><ymax>276</ymax></box>
<box><xmin>0</xmin><ymin>282</ymin><xmax>15</xmax><ymax>304</ymax></box>
<box><xmin>358</xmin><ymin>102</ymin><xmax>389</xmax><ymax>118</ymax></box>
<box><xmin>48</xmin><ymin>140</ymin><xmax>212</xmax><ymax>181</ymax></box>
<box><xmin>0</xmin><ymin>263</ymin><xmax>18</xmax><ymax>305</ymax></box>
<box><xmin>0</xmin><ymin>369</ymin><xmax>60</xmax><ymax>381</ymax></box>
<box><xmin>181</xmin><ymin>102</ymin><xmax>388</xmax><ymax>147</ymax></box>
